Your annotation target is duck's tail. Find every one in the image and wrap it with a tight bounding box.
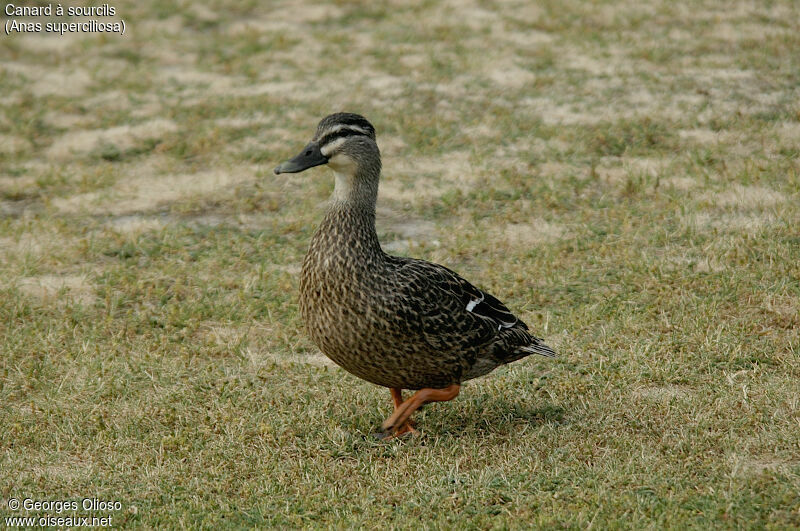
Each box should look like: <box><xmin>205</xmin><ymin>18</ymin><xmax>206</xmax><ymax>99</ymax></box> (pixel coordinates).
<box><xmin>517</xmin><ymin>339</ymin><xmax>557</xmax><ymax>358</ymax></box>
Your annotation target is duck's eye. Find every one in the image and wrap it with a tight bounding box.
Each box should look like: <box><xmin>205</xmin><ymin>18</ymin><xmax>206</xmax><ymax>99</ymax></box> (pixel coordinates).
<box><xmin>305</xmin><ymin>150</ymin><xmax>312</xmax><ymax>156</ymax></box>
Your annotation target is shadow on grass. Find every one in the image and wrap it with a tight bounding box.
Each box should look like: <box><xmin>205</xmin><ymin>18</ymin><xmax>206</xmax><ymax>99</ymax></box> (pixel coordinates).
<box><xmin>360</xmin><ymin>398</ymin><xmax>566</xmax><ymax>441</ymax></box>
<box><xmin>343</xmin><ymin>401</ymin><xmax>566</xmax><ymax>447</ymax></box>
<box><xmin>440</xmin><ymin>400</ymin><xmax>567</xmax><ymax>437</ymax></box>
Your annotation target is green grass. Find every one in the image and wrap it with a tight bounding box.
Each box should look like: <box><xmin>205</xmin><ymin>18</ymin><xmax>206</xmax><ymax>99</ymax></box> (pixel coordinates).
<box><xmin>1</xmin><ymin>0</ymin><xmax>799</xmax><ymax>528</ymax></box>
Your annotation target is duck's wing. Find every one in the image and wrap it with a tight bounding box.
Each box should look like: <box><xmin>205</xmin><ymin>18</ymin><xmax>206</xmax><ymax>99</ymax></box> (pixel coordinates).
<box><xmin>389</xmin><ymin>257</ymin><xmax>542</xmax><ymax>354</ymax></box>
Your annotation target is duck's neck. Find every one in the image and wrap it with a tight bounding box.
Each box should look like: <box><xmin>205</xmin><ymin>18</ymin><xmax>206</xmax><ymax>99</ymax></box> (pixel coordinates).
<box><xmin>316</xmin><ymin>167</ymin><xmax>383</xmax><ymax>258</ymax></box>
<box><xmin>331</xmin><ymin>168</ymin><xmax>379</xmax><ymax>208</ymax></box>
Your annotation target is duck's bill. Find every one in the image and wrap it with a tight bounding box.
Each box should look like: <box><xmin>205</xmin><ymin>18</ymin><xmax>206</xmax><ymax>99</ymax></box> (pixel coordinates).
<box><xmin>274</xmin><ymin>142</ymin><xmax>328</xmax><ymax>174</ymax></box>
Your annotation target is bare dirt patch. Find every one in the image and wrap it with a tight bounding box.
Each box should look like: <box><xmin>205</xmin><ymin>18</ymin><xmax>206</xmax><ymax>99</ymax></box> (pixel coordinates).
<box><xmin>679</xmin><ymin>129</ymin><xmax>729</xmax><ymax>145</ymax></box>
<box><xmin>705</xmin><ymin>184</ymin><xmax>786</xmax><ymax>209</ymax></box>
<box><xmin>247</xmin><ymin>348</ymin><xmax>337</xmax><ymax>368</ymax></box>
<box><xmin>106</xmin><ymin>215</ymin><xmax>167</xmax><ymax>234</ymax></box>
<box><xmin>633</xmin><ymin>385</ymin><xmax>691</xmax><ymax>401</ymax></box>
<box><xmin>18</xmin><ymin>275</ymin><xmax>94</xmax><ymax>304</ymax></box>
<box><xmin>54</xmin><ymin>162</ymin><xmax>257</xmax><ymax>215</ymax></box>
<box><xmin>661</xmin><ymin>176</ymin><xmax>697</xmax><ymax>190</ymax></box>
<box><xmin>383</xmin><ymin>151</ymin><xmax>477</xmax><ymax>202</ymax></box>
<box><xmin>729</xmin><ymin>454</ymin><xmax>800</xmax><ymax>477</ymax></box>
<box><xmin>681</xmin><ymin>211</ymin><xmax>780</xmax><ymax>237</ymax></box>
<box><xmin>501</xmin><ymin>220</ymin><xmax>566</xmax><ymax>246</ymax></box>
<box><xmin>203</xmin><ymin>324</ymin><xmax>336</xmax><ymax>367</ymax></box>
<box><xmin>159</xmin><ymin>67</ymin><xmax>241</xmax><ymax>97</ymax></box>
<box><xmin>47</xmin><ymin>119</ymin><xmax>177</xmax><ymax>160</ymax></box>
<box><xmin>377</xmin><ymin>206</ymin><xmax>440</xmax><ymax>253</ymax></box>
<box><xmin>33</xmin><ymin>69</ymin><xmax>92</xmax><ymax>98</ymax></box>
<box><xmin>0</xmin><ymin>135</ymin><xmax>33</xmax><ymax>155</ymax></box>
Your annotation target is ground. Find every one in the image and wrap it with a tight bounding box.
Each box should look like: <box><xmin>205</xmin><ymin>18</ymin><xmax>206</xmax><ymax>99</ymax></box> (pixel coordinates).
<box><xmin>1</xmin><ymin>0</ymin><xmax>799</xmax><ymax>528</ymax></box>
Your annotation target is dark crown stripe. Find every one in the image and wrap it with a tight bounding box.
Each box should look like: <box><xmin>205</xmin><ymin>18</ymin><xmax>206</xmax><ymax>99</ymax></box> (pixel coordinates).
<box><xmin>325</xmin><ymin>112</ymin><xmax>373</xmax><ymax>129</ymax></box>
<box><xmin>337</xmin><ymin>115</ymin><xmax>374</xmax><ymax>131</ymax></box>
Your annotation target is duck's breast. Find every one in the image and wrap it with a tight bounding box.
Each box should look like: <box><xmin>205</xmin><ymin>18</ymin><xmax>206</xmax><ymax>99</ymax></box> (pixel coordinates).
<box><xmin>299</xmin><ymin>252</ymin><xmax>470</xmax><ymax>389</ymax></box>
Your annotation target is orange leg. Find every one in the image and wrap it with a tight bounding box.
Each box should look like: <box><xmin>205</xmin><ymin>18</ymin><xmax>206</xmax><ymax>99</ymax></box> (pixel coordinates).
<box><xmin>382</xmin><ymin>384</ymin><xmax>461</xmax><ymax>433</ymax></box>
<box><xmin>387</xmin><ymin>388</ymin><xmax>418</xmax><ymax>438</ymax></box>
<box><xmin>390</xmin><ymin>387</ymin><xmax>405</xmax><ymax>409</ymax></box>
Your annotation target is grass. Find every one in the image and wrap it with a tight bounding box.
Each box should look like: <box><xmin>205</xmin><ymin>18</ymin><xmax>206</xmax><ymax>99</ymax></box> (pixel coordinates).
<box><xmin>1</xmin><ymin>0</ymin><xmax>799</xmax><ymax>528</ymax></box>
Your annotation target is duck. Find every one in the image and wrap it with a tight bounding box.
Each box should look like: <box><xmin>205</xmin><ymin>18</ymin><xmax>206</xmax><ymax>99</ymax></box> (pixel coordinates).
<box><xmin>274</xmin><ymin>112</ymin><xmax>555</xmax><ymax>437</ymax></box>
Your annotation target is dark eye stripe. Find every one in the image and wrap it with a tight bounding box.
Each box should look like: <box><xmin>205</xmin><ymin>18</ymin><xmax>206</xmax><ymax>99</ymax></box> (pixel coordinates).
<box><xmin>319</xmin><ymin>128</ymin><xmax>369</xmax><ymax>148</ymax></box>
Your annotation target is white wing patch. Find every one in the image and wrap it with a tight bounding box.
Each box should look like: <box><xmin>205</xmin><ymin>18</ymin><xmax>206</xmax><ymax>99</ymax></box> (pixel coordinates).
<box><xmin>465</xmin><ymin>291</ymin><xmax>484</xmax><ymax>312</ymax></box>
<box><xmin>465</xmin><ymin>286</ymin><xmax>518</xmax><ymax>330</ymax></box>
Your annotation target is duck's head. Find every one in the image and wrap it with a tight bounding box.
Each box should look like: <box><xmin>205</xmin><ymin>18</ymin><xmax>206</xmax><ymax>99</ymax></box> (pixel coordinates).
<box><xmin>274</xmin><ymin>113</ymin><xmax>379</xmax><ymax>176</ymax></box>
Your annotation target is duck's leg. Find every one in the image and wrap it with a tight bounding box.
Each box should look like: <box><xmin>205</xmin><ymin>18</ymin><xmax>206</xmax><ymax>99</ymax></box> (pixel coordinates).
<box><xmin>382</xmin><ymin>384</ymin><xmax>460</xmax><ymax>433</ymax></box>
<box><xmin>390</xmin><ymin>387</ymin><xmax>405</xmax><ymax>409</ymax></box>
<box><xmin>388</xmin><ymin>388</ymin><xmax>418</xmax><ymax>437</ymax></box>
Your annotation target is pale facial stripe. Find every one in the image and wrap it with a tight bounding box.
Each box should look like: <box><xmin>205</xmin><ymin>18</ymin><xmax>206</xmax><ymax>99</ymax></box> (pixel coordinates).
<box><xmin>318</xmin><ymin>126</ymin><xmax>372</xmax><ymax>156</ymax></box>
<box><xmin>323</xmin><ymin>124</ymin><xmax>371</xmax><ymax>136</ymax></box>
<box><xmin>320</xmin><ymin>137</ymin><xmax>347</xmax><ymax>157</ymax></box>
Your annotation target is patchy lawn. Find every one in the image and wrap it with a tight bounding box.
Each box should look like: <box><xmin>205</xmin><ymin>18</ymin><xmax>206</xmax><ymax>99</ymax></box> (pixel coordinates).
<box><xmin>1</xmin><ymin>0</ymin><xmax>798</xmax><ymax>527</ymax></box>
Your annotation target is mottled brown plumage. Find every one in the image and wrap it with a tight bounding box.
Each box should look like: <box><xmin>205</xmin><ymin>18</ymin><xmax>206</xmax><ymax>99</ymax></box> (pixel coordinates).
<box><xmin>274</xmin><ymin>113</ymin><xmax>555</xmax><ymax>436</ymax></box>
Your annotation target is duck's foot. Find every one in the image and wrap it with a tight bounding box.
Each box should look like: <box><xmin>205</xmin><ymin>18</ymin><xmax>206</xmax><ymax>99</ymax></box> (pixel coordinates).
<box><xmin>392</xmin><ymin>420</ymin><xmax>420</xmax><ymax>438</ymax></box>
<box><xmin>372</xmin><ymin>420</ymin><xmax>419</xmax><ymax>440</ymax></box>
<box><xmin>378</xmin><ymin>387</ymin><xmax>419</xmax><ymax>438</ymax></box>
<box><xmin>382</xmin><ymin>384</ymin><xmax>461</xmax><ymax>432</ymax></box>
